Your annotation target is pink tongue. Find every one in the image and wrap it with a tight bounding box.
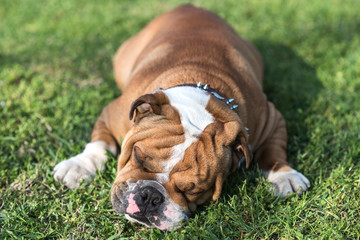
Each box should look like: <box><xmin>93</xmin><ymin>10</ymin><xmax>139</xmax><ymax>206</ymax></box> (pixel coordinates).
<box><xmin>126</xmin><ymin>193</ymin><xmax>140</xmax><ymax>214</ymax></box>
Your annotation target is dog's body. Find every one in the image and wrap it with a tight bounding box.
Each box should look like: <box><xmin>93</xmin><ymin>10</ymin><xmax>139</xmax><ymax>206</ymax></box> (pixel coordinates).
<box><xmin>53</xmin><ymin>5</ymin><xmax>310</xmax><ymax>230</ymax></box>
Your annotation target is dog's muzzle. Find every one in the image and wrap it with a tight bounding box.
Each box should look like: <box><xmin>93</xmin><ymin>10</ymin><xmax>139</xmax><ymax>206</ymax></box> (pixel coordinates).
<box><xmin>111</xmin><ymin>180</ymin><xmax>188</xmax><ymax>230</ymax></box>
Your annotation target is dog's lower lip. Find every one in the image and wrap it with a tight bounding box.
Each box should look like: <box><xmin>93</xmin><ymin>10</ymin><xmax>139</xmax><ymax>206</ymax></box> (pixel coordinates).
<box><xmin>129</xmin><ymin>214</ymin><xmax>152</xmax><ymax>226</ymax></box>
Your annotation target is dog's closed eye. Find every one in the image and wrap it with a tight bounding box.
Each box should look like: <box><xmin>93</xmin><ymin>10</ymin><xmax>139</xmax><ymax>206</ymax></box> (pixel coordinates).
<box><xmin>134</xmin><ymin>146</ymin><xmax>153</xmax><ymax>172</ymax></box>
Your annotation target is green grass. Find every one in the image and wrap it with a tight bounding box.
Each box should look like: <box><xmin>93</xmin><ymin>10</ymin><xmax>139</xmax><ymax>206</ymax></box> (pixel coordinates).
<box><xmin>1</xmin><ymin>0</ymin><xmax>359</xmax><ymax>238</ymax></box>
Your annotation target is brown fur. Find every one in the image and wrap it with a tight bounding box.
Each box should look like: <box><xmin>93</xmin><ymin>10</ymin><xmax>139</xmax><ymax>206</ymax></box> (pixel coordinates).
<box><xmin>91</xmin><ymin>4</ymin><xmax>291</xmax><ymax>210</ymax></box>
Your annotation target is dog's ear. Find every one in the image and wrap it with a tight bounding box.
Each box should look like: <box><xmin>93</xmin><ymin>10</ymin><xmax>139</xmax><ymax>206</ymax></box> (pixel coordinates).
<box><xmin>129</xmin><ymin>92</ymin><xmax>169</xmax><ymax>122</ymax></box>
<box><xmin>217</xmin><ymin>119</ymin><xmax>252</xmax><ymax>170</ymax></box>
<box><xmin>233</xmin><ymin>127</ymin><xmax>252</xmax><ymax>169</ymax></box>
<box><xmin>206</xmin><ymin>96</ymin><xmax>253</xmax><ymax>170</ymax></box>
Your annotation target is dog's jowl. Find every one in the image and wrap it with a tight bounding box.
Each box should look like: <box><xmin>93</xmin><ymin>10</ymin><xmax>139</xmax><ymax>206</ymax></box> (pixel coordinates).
<box><xmin>53</xmin><ymin>4</ymin><xmax>310</xmax><ymax>230</ymax></box>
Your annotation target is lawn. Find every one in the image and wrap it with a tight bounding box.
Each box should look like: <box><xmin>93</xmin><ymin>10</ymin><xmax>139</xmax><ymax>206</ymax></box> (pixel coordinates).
<box><xmin>1</xmin><ymin>0</ymin><xmax>359</xmax><ymax>239</ymax></box>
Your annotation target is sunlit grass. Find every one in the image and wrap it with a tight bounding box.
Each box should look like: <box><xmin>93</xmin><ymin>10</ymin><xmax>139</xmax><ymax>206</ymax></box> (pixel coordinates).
<box><xmin>1</xmin><ymin>0</ymin><xmax>359</xmax><ymax>238</ymax></box>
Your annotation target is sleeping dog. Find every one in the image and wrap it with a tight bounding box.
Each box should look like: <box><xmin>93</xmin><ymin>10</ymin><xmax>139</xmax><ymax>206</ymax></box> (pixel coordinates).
<box><xmin>53</xmin><ymin>4</ymin><xmax>310</xmax><ymax>230</ymax></box>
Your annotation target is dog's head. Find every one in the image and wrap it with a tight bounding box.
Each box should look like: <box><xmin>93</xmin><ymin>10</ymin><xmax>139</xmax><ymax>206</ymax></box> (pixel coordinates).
<box><xmin>110</xmin><ymin>88</ymin><xmax>251</xmax><ymax>230</ymax></box>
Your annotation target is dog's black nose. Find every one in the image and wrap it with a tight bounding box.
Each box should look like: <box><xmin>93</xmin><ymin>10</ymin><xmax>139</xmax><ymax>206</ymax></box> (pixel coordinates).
<box><xmin>137</xmin><ymin>186</ymin><xmax>164</xmax><ymax>212</ymax></box>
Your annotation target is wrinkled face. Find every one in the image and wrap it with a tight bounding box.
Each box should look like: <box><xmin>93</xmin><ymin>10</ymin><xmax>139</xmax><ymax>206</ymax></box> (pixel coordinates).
<box><xmin>111</xmin><ymin>88</ymin><xmax>250</xmax><ymax>230</ymax></box>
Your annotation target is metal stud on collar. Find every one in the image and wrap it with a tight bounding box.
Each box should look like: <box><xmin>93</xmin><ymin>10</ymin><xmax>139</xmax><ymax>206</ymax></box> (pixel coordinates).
<box><xmin>226</xmin><ymin>99</ymin><xmax>234</xmax><ymax>104</ymax></box>
<box><xmin>197</xmin><ymin>82</ymin><xmax>209</xmax><ymax>90</ymax></box>
<box><xmin>194</xmin><ymin>82</ymin><xmax>248</xmax><ymax>135</ymax></box>
<box><xmin>196</xmin><ymin>82</ymin><xmax>238</xmax><ymax>111</ymax></box>
<box><xmin>211</xmin><ymin>92</ymin><xmax>224</xmax><ymax>100</ymax></box>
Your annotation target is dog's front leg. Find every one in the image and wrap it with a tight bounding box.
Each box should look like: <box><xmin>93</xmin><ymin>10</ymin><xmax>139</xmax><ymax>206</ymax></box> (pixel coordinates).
<box><xmin>52</xmin><ymin>107</ymin><xmax>118</xmax><ymax>189</ymax></box>
<box><xmin>255</xmin><ymin>103</ymin><xmax>310</xmax><ymax>196</ymax></box>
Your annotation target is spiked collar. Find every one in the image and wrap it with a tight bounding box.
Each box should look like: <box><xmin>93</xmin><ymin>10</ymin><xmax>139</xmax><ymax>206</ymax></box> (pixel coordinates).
<box><xmin>195</xmin><ymin>82</ymin><xmax>239</xmax><ymax>110</ymax></box>
<box><xmin>162</xmin><ymin>82</ymin><xmax>250</xmax><ymax>169</ymax></box>
<box><xmin>159</xmin><ymin>82</ymin><xmax>250</xmax><ymax>166</ymax></box>
<box><xmin>160</xmin><ymin>82</ymin><xmax>239</xmax><ymax>111</ymax></box>
<box><xmin>165</xmin><ymin>82</ymin><xmax>249</xmax><ymax>131</ymax></box>
<box><xmin>191</xmin><ymin>83</ymin><xmax>249</xmax><ymax>133</ymax></box>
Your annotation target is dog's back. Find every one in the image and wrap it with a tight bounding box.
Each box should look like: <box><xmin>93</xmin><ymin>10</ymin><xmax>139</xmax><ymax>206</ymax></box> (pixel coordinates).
<box><xmin>113</xmin><ymin>4</ymin><xmax>263</xmax><ymax>92</ymax></box>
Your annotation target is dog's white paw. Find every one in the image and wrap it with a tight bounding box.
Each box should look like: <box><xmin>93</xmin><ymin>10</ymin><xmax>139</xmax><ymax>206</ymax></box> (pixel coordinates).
<box><xmin>266</xmin><ymin>169</ymin><xmax>310</xmax><ymax>196</ymax></box>
<box><xmin>52</xmin><ymin>141</ymin><xmax>113</xmax><ymax>189</ymax></box>
<box><xmin>53</xmin><ymin>155</ymin><xmax>97</xmax><ymax>189</ymax></box>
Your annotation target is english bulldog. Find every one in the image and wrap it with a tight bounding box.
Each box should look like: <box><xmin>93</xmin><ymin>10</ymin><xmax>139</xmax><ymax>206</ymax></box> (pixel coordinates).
<box><xmin>52</xmin><ymin>4</ymin><xmax>310</xmax><ymax>230</ymax></box>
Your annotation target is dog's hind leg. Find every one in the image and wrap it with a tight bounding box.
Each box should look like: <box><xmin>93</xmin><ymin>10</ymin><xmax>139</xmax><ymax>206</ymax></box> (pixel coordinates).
<box><xmin>255</xmin><ymin>103</ymin><xmax>310</xmax><ymax>196</ymax></box>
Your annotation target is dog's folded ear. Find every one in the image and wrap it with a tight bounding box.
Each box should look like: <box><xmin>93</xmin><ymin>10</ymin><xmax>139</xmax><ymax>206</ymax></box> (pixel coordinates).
<box><xmin>233</xmin><ymin>128</ymin><xmax>252</xmax><ymax>169</ymax></box>
<box><xmin>129</xmin><ymin>92</ymin><xmax>169</xmax><ymax>122</ymax></box>
<box><xmin>217</xmin><ymin>120</ymin><xmax>252</xmax><ymax>170</ymax></box>
<box><xmin>206</xmin><ymin>96</ymin><xmax>253</xmax><ymax>170</ymax></box>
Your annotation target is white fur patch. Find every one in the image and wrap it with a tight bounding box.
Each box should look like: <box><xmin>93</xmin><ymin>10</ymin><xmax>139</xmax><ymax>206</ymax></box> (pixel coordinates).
<box><xmin>53</xmin><ymin>141</ymin><xmax>116</xmax><ymax>189</ymax></box>
<box><xmin>264</xmin><ymin>169</ymin><xmax>310</xmax><ymax>196</ymax></box>
<box><xmin>156</xmin><ymin>87</ymin><xmax>214</xmax><ymax>183</ymax></box>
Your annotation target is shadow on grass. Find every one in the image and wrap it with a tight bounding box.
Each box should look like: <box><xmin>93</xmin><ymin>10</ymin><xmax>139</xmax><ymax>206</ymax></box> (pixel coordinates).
<box><xmin>256</xmin><ymin>40</ymin><xmax>324</xmax><ymax>163</ymax></box>
<box><xmin>211</xmin><ymin>42</ymin><xmax>324</xmax><ymax>235</ymax></box>
<box><xmin>222</xmin><ymin>40</ymin><xmax>323</xmax><ymax>197</ymax></box>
